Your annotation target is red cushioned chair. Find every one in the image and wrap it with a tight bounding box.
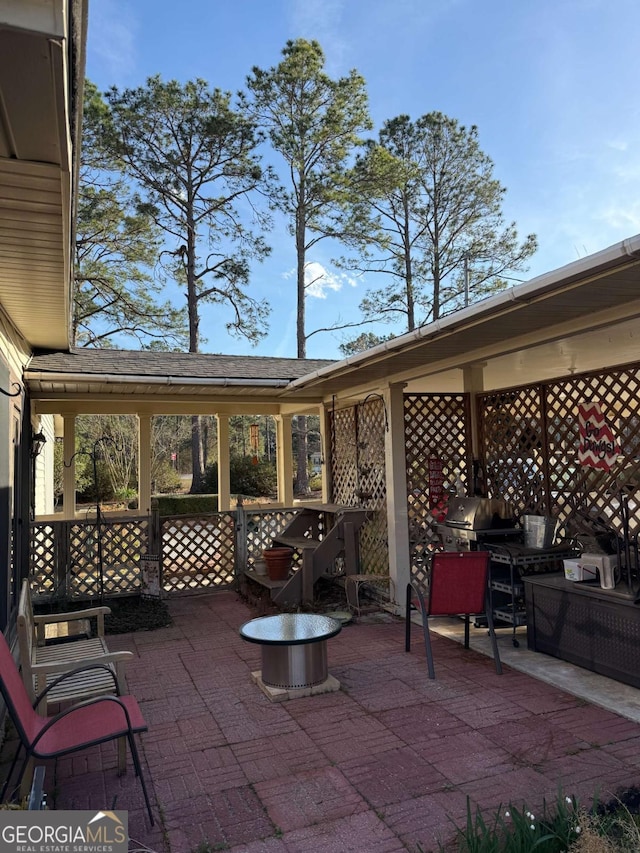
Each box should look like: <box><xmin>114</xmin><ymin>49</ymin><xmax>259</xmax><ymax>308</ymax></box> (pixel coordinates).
<box><xmin>0</xmin><ymin>631</ymin><xmax>154</xmax><ymax>824</ymax></box>
<box><xmin>405</xmin><ymin>550</ymin><xmax>502</xmax><ymax>679</ymax></box>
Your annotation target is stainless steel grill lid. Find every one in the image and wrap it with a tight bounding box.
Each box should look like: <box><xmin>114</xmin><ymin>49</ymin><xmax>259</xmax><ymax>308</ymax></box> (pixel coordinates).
<box><xmin>445</xmin><ymin>496</ymin><xmax>508</xmax><ymax>529</ymax></box>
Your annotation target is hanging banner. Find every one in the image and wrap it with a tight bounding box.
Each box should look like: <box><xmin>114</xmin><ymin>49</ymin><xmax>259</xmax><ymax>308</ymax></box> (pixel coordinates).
<box><xmin>577</xmin><ymin>402</ymin><xmax>621</xmax><ymax>470</ymax></box>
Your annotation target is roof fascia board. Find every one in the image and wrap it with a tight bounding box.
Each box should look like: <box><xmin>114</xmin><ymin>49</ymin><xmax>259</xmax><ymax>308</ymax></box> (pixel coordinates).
<box><xmin>24</xmin><ymin>371</ymin><xmax>292</xmax><ymax>388</ymax></box>
<box><xmin>369</xmin><ymin>297</ymin><xmax>640</xmax><ymax>389</ymax></box>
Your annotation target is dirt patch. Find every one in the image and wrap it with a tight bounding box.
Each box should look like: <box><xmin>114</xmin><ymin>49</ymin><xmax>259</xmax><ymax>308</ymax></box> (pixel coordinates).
<box><xmin>104</xmin><ymin>596</ymin><xmax>172</xmax><ymax>634</ymax></box>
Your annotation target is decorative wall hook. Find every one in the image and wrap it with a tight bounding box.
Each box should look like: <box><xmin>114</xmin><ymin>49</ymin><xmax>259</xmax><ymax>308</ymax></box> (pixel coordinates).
<box><xmin>0</xmin><ymin>382</ymin><xmax>22</xmax><ymax>398</ymax></box>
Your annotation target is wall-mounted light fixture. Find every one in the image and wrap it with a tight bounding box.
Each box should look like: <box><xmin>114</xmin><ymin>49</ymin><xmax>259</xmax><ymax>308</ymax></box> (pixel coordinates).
<box><xmin>31</xmin><ymin>431</ymin><xmax>47</xmax><ymax>459</ymax></box>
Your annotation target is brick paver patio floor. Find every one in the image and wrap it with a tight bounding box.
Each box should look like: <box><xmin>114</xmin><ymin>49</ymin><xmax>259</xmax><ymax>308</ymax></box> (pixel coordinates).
<box><xmin>18</xmin><ymin>591</ymin><xmax>640</xmax><ymax>852</ymax></box>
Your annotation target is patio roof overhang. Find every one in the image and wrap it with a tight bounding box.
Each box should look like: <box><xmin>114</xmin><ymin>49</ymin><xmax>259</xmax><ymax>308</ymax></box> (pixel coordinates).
<box><xmin>284</xmin><ymin>235</ymin><xmax>640</xmax><ymax>399</ymax></box>
<box><xmin>26</xmin><ymin>351</ymin><xmax>337</xmax><ymax>416</ymax></box>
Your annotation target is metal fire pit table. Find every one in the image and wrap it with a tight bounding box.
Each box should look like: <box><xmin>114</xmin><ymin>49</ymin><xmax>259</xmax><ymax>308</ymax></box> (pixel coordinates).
<box><xmin>239</xmin><ymin>613</ymin><xmax>342</xmax><ymax>689</ymax></box>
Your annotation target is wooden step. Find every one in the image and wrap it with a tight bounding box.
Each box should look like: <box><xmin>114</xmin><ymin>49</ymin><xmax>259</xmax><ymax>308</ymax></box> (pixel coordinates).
<box><xmin>273</xmin><ymin>536</ymin><xmax>323</xmax><ymax>550</ymax></box>
<box><xmin>244</xmin><ymin>571</ymin><xmax>288</xmax><ymax>601</ymax></box>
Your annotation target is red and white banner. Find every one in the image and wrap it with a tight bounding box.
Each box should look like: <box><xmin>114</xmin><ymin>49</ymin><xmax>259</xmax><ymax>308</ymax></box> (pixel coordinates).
<box><xmin>577</xmin><ymin>402</ymin><xmax>621</xmax><ymax>470</ymax></box>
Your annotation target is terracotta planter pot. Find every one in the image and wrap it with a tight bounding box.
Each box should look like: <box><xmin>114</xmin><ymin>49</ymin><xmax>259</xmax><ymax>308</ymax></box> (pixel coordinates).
<box><xmin>263</xmin><ymin>547</ymin><xmax>294</xmax><ymax>581</ymax></box>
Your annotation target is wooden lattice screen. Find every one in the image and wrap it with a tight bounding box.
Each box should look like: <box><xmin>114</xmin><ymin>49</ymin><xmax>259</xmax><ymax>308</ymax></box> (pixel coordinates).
<box><xmin>329</xmin><ymin>397</ymin><xmax>388</xmax><ymax>575</ymax></box>
<box><xmin>404</xmin><ymin>393</ymin><xmax>472</xmax><ymax>586</ymax></box>
<box><xmin>478</xmin><ymin>385</ymin><xmax>546</xmax><ymax>515</ymax></box>
<box><xmin>478</xmin><ymin>361</ymin><xmax>640</xmax><ymax>537</ymax></box>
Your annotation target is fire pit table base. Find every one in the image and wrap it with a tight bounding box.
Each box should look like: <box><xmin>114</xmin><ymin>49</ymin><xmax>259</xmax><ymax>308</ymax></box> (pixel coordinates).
<box><xmin>239</xmin><ymin>613</ymin><xmax>342</xmax><ymax>692</ymax></box>
<box><xmin>250</xmin><ymin>670</ymin><xmax>341</xmax><ymax>703</ymax></box>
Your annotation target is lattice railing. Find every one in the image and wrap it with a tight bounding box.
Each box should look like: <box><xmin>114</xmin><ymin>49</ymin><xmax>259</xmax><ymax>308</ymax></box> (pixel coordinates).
<box><xmin>30</xmin><ymin>507</ymin><xmax>317</xmax><ymax>601</ymax></box>
<box><xmin>30</xmin><ymin>515</ymin><xmax>151</xmax><ymax>600</ymax></box>
<box><xmin>404</xmin><ymin>393</ymin><xmax>472</xmax><ymax>586</ymax></box>
<box><xmin>29</xmin><ymin>523</ymin><xmax>57</xmax><ymax>595</ymax></box>
<box><xmin>161</xmin><ymin>513</ymin><xmax>236</xmax><ymax>593</ymax></box>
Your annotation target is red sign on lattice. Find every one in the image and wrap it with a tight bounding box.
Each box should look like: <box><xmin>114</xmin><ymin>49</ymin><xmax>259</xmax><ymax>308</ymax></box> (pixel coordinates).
<box><xmin>577</xmin><ymin>402</ymin><xmax>621</xmax><ymax>471</ymax></box>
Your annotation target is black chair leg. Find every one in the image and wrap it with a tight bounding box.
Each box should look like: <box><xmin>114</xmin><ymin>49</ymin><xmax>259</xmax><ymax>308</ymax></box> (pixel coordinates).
<box><xmin>463</xmin><ymin>614</ymin><xmax>470</xmax><ymax>648</ymax></box>
<box><xmin>485</xmin><ymin>589</ymin><xmax>503</xmax><ymax>675</ymax></box>
<box><xmin>0</xmin><ymin>742</ymin><xmax>23</xmax><ymax>802</ymax></box>
<box><xmin>414</xmin><ymin>586</ymin><xmax>435</xmax><ymax>679</ymax></box>
<box><xmin>405</xmin><ymin>584</ymin><xmax>412</xmax><ymax>652</ymax></box>
<box><xmin>127</xmin><ymin>733</ymin><xmax>154</xmax><ymax>826</ymax></box>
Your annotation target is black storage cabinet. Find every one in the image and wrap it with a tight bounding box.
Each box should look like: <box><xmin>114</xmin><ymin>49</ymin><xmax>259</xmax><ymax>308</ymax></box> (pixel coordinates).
<box><xmin>523</xmin><ymin>574</ymin><xmax>640</xmax><ymax>689</ymax></box>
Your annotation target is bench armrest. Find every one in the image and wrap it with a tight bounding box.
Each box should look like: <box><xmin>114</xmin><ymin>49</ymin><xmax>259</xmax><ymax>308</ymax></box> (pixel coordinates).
<box><xmin>33</xmin><ymin>606</ymin><xmax>111</xmax><ymax>640</ymax></box>
<box><xmin>33</xmin><ymin>606</ymin><xmax>111</xmax><ymax>624</ymax></box>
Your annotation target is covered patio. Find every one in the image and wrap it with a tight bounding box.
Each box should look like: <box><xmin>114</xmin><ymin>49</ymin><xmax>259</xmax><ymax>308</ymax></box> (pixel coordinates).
<box><xmin>5</xmin><ymin>590</ymin><xmax>639</xmax><ymax>852</ymax></box>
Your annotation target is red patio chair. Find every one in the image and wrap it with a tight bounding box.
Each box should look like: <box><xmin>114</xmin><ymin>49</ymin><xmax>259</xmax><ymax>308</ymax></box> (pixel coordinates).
<box><xmin>0</xmin><ymin>631</ymin><xmax>154</xmax><ymax>824</ymax></box>
<box><xmin>405</xmin><ymin>550</ymin><xmax>502</xmax><ymax>679</ymax></box>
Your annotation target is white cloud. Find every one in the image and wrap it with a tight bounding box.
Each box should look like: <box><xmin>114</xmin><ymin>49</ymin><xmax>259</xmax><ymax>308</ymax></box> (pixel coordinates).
<box><xmin>597</xmin><ymin>203</ymin><xmax>640</xmax><ymax>233</ymax></box>
<box><xmin>284</xmin><ymin>262</ymin><xmax>358</xmax><ymax>298</ymax></box>
<box><xmin>607</xmin><ymin>138</ymin><xmax>629</xmax><ymax>152</ymax></box>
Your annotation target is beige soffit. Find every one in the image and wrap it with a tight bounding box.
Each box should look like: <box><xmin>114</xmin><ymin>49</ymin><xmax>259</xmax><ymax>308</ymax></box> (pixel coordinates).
<box><xmin>0</xmin><ymin>0</ymin><xmax>86</xmax><ymax>350</ymax></box>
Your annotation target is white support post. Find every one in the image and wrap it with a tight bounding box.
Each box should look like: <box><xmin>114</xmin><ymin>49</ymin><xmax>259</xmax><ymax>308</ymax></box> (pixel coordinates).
<box><xmin>319</xmin><ymin>404</ymin><xmax>331</xmax><ymax>503</ymax></box>
<box><xmin>462</xmin><ymin>362</ymin><xmax>486</xmax><ymax>461</ymax></box>
<box><xmin>138</xmin><ymin>414</ymin><xmax>152</xmax><ymax>515</ymax></box>
<box><xmin>383</xmin><ymin>383</ymin><xmax>410</xmax><ymax>612</ymax></box>
<box><xmin>275</xmin><ymin>414</ymin><xmax>293</xmax><ymax>506</ymax></box>
<box><xmin>216</xmin><ymin>414</ymin><xmax>231</xmax><ymax>511</ymax></box>
<box><xmin>62</xmin><ymin>414</ymin><xmax>76</xmax><ymax>519</ymax></box>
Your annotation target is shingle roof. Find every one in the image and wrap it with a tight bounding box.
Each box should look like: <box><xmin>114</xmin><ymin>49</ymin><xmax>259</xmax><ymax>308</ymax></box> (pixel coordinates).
<box><xmin>28</xmin><ymin>349</ymin><xmax>336</xmax><ymax>382</ymax></box>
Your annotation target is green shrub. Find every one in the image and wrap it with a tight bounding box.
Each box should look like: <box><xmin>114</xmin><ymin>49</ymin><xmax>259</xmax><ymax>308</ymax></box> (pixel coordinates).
<box><xmin>308</xmin><ymin>473</ymin><xmax>322</xmax><ymax>491</ymax></box>
<box><xmin>153</xmin><ymin>461</ymin><xmax>182</xmax><ymax>494</ymax></box>
<box><xmin>202</xmin><ymin>456</ymin><xmax>277</xmax><ymax>497</ymax></box>
<box><xmin>153</xmin><ymin>494</ymin><xmax>218</xmax><ymax>515</ymax></box>
<box><xmin>76</xmin><ymin>458</ymin><xmax>116</xmax><ymax>503</ymax></box>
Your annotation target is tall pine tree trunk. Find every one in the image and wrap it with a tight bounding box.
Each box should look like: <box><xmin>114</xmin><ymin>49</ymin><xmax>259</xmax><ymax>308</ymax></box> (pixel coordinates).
<box><xmin>190</xmin><ymin>415</ymin><xmax>205</xmax><ymax>492</ymax></box>
<box><xmin>295</xmin><ymin>201</ymin><xmax>309</xmax><ymax>495</ymax></box>
<box><xmin>295</xmin><ymin>417</ymin><xmax>310</xmax><ymax>496</ymax></box>
<box><xmin>186</xmin><ymin>204</ymin><xmax>206</xmax><ymax>494</ymax></box>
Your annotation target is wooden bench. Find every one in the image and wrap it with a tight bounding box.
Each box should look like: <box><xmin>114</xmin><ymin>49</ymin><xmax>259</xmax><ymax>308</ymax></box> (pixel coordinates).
<box><xmin>17</xmin><ymin>580</ymin><xmax>133</xmax><ymax>712</ymax></box>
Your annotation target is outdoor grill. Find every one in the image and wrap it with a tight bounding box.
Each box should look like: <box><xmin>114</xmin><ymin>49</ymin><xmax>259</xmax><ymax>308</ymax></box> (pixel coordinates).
<box><xmin>437</xmin><ymin>496</ymin><xmax>517</xmax><ymax>551</ymax></box>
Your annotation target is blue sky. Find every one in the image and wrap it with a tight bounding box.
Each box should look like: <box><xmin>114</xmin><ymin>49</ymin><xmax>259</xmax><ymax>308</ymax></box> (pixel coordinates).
<box><xmin>86</xmin><ymin>0</ymin><xmax>640</xmax><ymax>359</ymax></box>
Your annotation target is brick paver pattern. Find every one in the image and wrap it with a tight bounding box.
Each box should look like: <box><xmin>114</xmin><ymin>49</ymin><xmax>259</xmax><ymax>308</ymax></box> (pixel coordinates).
<box><xmin>24</xmin><ymin>592</ymin><xmax>640</xmax><ymax>852</ymax></box>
